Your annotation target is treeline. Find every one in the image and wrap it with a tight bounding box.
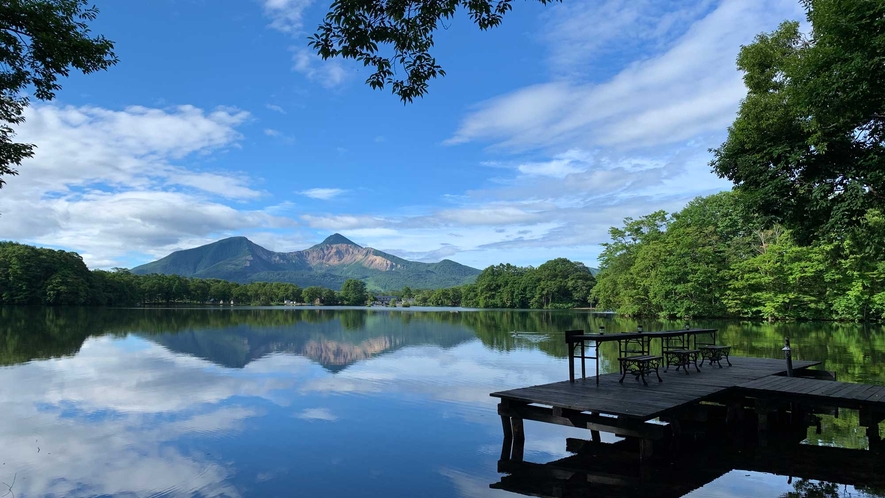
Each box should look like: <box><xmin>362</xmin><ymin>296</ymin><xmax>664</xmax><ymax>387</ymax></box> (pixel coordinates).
<box><xmin>0</xmin><ymin>242</ymin><xmax>372</xmax><ymax>306</ymax></box>
<box><xmin>404</xmin><ymin>258</ymin><xmax>596</xmax><ymax>309</ymax></box>
<box><xmin>592</xmin><ymin>192</ymin><xmax>885</xmax><ymax>322</ymax></box>
<box><xmin>0</xmin><ymin>241</ymin><xmax>597</xmax><ymax>309</ymax></box>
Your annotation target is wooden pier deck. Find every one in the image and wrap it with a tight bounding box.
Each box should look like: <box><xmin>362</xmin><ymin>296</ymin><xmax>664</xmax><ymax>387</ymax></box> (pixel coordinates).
<box><xmin>492</xmin><ymin>356</ymin><xmax>820</xmax><ymax>421</ymax></box>
<box><xmin>492</xmin><ymin>355</ymin><xmax>885</xmax><ymax>461</ymax></box>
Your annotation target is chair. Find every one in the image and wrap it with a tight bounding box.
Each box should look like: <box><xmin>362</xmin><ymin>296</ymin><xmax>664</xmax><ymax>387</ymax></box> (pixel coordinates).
<box><xmin>662</xmin><ymin>333</ymin><xmax>701</xmax><ymax>375</ymax></box>
<box><xmin>617</xmin><ymin>335</ymin><xmax>663</xmax><ymax>386</ymax></box>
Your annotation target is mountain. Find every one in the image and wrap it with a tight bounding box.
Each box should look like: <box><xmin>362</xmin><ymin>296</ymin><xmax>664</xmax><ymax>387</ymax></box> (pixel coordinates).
<box><xmin>131</xmin><ymin>234</ymin><xmax>480</xmax><ymax>291</ymax></box>
<box><xmin>139</xmin><ymin>315</ymin><xmax>476</xmax><ymax>371</ymax></box>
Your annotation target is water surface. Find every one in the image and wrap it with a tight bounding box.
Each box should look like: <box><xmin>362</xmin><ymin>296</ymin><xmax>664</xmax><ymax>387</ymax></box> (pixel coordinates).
<box><xmin>1</xmin><ymin>307</ymin><xmax>883</xmax><ymax>497</ymax></box>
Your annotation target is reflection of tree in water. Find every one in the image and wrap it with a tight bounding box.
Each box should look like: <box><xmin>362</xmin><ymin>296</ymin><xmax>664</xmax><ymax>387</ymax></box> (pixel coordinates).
<box><xmin>781</xmin><ymin>479</ymin><xmax>885</xmax><ymax>498</ymax></box>
<box><xmin>3</xmin><ymin>307</ymin><xmax>885</xmax><ymax>383</ymax></box>
<box><xmin>338</xmin><ymin>309</ymin><xmax>367</xmax><ymax>330</ymax></box>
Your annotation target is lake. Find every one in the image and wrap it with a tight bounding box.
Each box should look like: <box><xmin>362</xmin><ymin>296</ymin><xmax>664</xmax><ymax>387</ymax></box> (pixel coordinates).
<box><xmin>1</xmin><ymin>307</ymin><xmax>884</xmax><ymax>497</ymax></box>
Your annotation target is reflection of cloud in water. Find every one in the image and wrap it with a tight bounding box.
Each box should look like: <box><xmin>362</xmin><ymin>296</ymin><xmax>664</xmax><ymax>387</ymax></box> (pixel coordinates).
<box><xmin>295</xmin><ymin>408</ymin><xmax>338</xmax><ymax>421</ymax></box>
<box><xmin>685</xmin><ymin>471</ymin><xmax>796</xmax><ymax>498</ymax></box>
<box><xmin>0</xmin><ymin>336</ymin><xmax>297</xmax><ymax>497</ymax></box>
<box><xmin>0</xmin><ymin>403</ymin><xmax>249</xmax><ymax>497</ymax></box>
<box><xmin>440</xmin><ymin>468</ymin><xmax>506</xmax><ymax>498</ymax></box>
<box><xmin>1</xmin><ymin>337</ymin><xmax>302</xmax><ymax>414</ymax></box>
<box><xmin>0</xmin><ymin>328</ymin><xmax>582</xmax><ymax>497</ymax></box>
<box><xmin>302</xmin><ymin>341</ymin><xmax>568</xmax><ymax>408</ymax></box>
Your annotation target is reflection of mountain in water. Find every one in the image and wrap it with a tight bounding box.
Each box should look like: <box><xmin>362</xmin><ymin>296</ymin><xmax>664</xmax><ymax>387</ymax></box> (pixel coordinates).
<box><xmin>141</xmin><ymin>315</ymin><xmax>476</xmax><ymax>371</ymax></box>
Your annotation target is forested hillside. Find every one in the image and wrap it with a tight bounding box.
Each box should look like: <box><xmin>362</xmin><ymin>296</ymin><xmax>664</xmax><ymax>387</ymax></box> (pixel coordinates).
<box><xmin>592</xmin><ymin>192</ymin><xmax>885</xmax><ymax>321</ymax></box>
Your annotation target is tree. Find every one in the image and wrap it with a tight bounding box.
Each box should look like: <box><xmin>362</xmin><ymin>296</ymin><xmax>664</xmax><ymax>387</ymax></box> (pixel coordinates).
<box><xmin>310</xmin><ymin>0</ymin><xmax>557</xmax><ymax>102</ymax></box>
<box><xmin>711</xmin><ymin>0</ymin><xmax>885</xmax><ymax>243</ymax></box>
<box><xmin>531</xmin><ymin>258</ymin><xmax>595</xmax><ymax>309</ymax></box>
<box><xmin>321</xmin><ymin>288</ymin><xmax>339</xmax><ymax>305</ymax></box>
<box><xmin>0</xmin><ymin>0</ymin><xmax>117</xmax><ymax>188</ymax></box>
<box><xmin>339</xmin><ymin>278</ymin><xmax>368</xmax><ymax>306</ymax></box>
<box><xmin>303</xmin><ymin>286</ymin><xmax>323</xmax><ymax>305</ymax></box>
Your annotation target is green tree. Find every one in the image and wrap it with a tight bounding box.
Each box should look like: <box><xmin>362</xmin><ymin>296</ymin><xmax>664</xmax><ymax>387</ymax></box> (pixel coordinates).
<box><xmin>321</xmin><ymin>288</ymin><xmax>339</xmax><ymax>306</ymax></box>
<box><xmin>711</xmin><ymin>1</ymin><xmax>885</xmax><ymax>242</ymax></box>
<box><xmin>401</xmin><ymin>286</ymin><xmax>414</xmax><ymax>299</ymax></box>
<box><xmin>592</xmin><ymin>211</ymin><xmax>669</xmax><ymax>315</ymax></box>
<box><xmin>303</xmin><ymin>286</ymin><xmax>323</xmax><ymax>305</ymax></box>
<box><xmin>310</xmin><ymin>0</ymin><xmax>556</xmax><ymax>102</ymax></box>
<box><xmin>339</xmin><ymin>279</ymin><xmax>368</xmax><ymax>306</ymax></box>
<box><xmin>0</xmin><ymin>0</ymin><xmax>117</xmax><ymax>188</ymax></box>
<box><xmin>531</xmin><ymin>258</ymin><xmax>595</xmax><ymax>309</ymax></box>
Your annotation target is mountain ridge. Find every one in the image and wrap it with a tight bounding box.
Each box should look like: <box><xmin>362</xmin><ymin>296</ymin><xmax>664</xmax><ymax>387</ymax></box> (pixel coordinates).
<box><xmin>131</xmin><ymin>234</ymin><xmax>480</xmax><ymax>291</ymax></box>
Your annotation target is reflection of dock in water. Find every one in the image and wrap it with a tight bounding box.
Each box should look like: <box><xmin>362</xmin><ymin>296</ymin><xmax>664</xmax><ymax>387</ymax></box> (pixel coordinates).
<box><xmin>492</xmin><ymin>437</ymin><xmax>885</xmax><ymax>498</ymax></box>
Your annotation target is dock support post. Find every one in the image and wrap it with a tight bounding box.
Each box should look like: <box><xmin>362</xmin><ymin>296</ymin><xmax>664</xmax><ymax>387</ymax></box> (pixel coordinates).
<box><xmin>511</xmin><ymin>417</ymin><xmax>525</xmax><ymax>442</ymax></box>
<box><xmin>756</xmin><ymin>399</ymin><xmax>773</xmax><ymax>446</ymax></box>
<box><xmin>860</xmin><ymin>409</ymin><xmax>883</xmax><ymax>452</ymax></box>
<box><xmin>588</xmin><ymin>411</ymin><xmax>601</xmax><ymax>442</ymax></box>
<box><xmin>639</xmin><ymin>439</ymin><xmax>654</xmax><ymax>462</ymax></box>
<box><xmin>510</xmin><ymin>417</ymin><xmax>525</xmax><ymax>461</ymax></box>
<box><xmin>500</xmin><ymin>414</ymin><xmax>512</xmax><ymax>440</ymax></box>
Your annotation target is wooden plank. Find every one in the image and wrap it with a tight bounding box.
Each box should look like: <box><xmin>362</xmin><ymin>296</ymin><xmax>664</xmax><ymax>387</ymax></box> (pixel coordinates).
<box><xmin>805</xmin><ymin>380</ymin><xmax>842</xmax><ymax>396</ymax></box>
<box><xmin>742</xmin><ymin>375</ymin><xmax>789</xmax><ymax>391</ymax></box>
<box><xmin>497</xmin><ymin>402</ymin><xmax>668</xmax><ymax>439</ymax></box>
<box><xmin>834</xmin><ymin>383</ymin><xmax>873</xmax><ymax>400</ymax></box>
<box><xmin>849</xmin><ymin>384</ymin><xmax>882</xmax><ymax>401</ymax></box>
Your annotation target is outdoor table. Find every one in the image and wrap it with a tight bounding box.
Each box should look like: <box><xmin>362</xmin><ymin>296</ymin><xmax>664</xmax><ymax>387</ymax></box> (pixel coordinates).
<box><xmin>565</xmin><ymin>328</ymin><xmax>719</xmax><ymax>384</ymax></box>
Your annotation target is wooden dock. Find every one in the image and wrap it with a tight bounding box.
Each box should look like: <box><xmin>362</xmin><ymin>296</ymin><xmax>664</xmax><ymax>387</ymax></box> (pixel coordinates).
<box><xmin>491</xmin><ymin>356</ymin><xmax>885</xmax><ymax>460</ymax></box>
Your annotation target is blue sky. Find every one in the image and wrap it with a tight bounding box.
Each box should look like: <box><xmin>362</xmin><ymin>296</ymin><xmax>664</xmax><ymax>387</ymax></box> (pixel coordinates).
<box><xmin>0</xmin><ymin>0</ymin><xmax>805</xmax><ymax>269</ymax></box>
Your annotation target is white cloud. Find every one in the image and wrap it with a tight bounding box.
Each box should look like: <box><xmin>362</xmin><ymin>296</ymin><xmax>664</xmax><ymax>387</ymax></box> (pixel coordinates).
<box><xmin>542</xmin><ymin>0</ymin><xmax>717</xmax><ymax>77</ymax></box>
<box><xmin>0</xmin><ymin>103</ymin><xmax>296</xmax><ymax>268</ymax></box>
<box><xmin>262</xmin><ymin>0</ymin><xmax>315</xmax><ymax>34</ymax></box>
<box><xmin>291</xmin><ymin>48</ymin><xmax>348</xmax><ymax>88</ymax></box>
<box><xmin>510</xmin><ymin>150</ymin><xmax>591</xmax><ymax>178</ymax></box>
<box><xmin>290</xmin><ymin>143</ymin><xmax>729</xmax><ymax>268</ymax></box>
<box><xmin>264</xmin><ymin>128</ymin><xmax>281</xmax><ymax>136</ymax></box>
<box><xmin>446</xmin><ymin>0</ymin><xmax>803</xmax><ymax>151</ymax></box>
<box><xmin>298</xmin><ymin>187</ymin><xmax>348</xmax><ymax>200</ymax></box>
<box><xmin>265</xmin><ymin>104</ymin><xmax>286</xmax><ymax>114</ymax></box>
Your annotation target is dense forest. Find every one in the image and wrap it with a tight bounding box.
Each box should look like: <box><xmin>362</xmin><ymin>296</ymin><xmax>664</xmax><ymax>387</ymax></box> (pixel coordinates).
<box><xmin>0</xmin><ymin>241</ymin><xmax>340</xmax><ymax>306</ymax></box>
<box><xmin>408</xmin><ymin>258</ymin><xmax>597</xmax><ymax>309</ymax></box>
<box><xmin>591</xmin><ymin>192</ymin><xmax>885</xmax><ymax>322</ymax></box>
<box><xmin>0</xmin><ymin>241</ymin><xmax>595</xmax><ymax>309</ymax></box>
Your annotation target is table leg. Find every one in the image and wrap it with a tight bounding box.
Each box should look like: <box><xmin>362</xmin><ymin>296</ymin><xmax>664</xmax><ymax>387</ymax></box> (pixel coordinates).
<box><xmin>581</xmin><ymin>342</ymin><xmax>586</xmax><ymax>379</ymax></box>
<box><xmin>568</xmin><ymin>343</ymin><xmax>575</xmax><ymax>382</ymax></box>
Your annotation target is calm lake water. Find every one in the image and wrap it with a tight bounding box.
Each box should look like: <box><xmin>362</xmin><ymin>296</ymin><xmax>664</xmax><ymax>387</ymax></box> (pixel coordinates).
<box><xmin>1</xmin><ymin>307</ymin><xmax>884</xmax><ymax>498</ymax></box>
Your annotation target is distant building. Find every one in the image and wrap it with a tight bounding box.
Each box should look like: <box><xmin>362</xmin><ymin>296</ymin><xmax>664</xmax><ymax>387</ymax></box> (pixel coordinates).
<box><xmin>373</xmin><ymin>295</ymin><xmax>396</xmax><ymax>306</ymax></box>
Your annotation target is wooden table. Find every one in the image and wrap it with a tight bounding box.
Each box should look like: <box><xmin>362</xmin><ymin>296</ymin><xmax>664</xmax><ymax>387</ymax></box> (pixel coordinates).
<box><xmin>565</xmin><ymin>328</ymin><xmax>718</xmax><ymax>384</ymax></box>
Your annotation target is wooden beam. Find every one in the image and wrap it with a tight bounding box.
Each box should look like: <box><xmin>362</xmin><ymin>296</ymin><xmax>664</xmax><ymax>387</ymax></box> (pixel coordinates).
<box><xmin>498</xmin><ymin>402</ymin><xmax>668</xmax><ymax>440</ymax></box>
